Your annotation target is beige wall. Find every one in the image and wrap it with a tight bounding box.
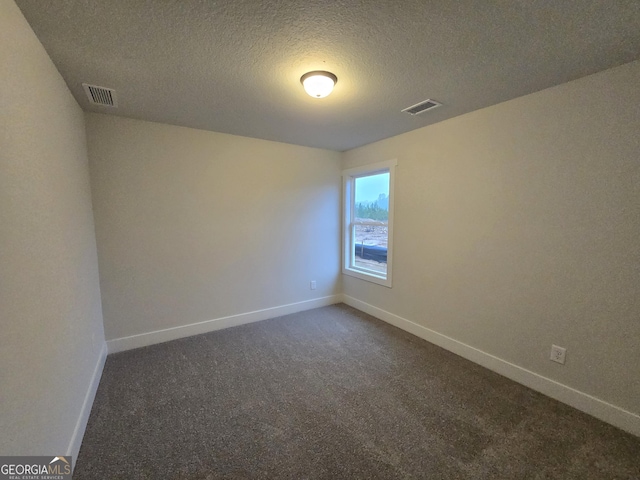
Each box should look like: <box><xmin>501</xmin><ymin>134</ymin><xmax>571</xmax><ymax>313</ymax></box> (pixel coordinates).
<box><xmin>86</xmin><ymin>114</ymin><xmax>342</xmax><ymax>341</ymax></box>
<box><xmin>0</xmin><ymin>0</ymin><xmax>105</xmax><ymax>457</ymax></box>
<box><xmin>343</xmin><ymin>60</ymin><xmax>640</xmax><ymax>416</ymax></box>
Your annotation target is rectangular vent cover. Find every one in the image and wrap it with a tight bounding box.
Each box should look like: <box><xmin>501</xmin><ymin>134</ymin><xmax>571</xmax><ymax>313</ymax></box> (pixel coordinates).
<box><xmin>82</xmin><ymin>83</ymin><xmax>117</xmax><ymax>107</ymax></box>
<box><xmin>401</xmin><ymin>99</ymin><xmax>441</xmax><ymax>115</ymax></box>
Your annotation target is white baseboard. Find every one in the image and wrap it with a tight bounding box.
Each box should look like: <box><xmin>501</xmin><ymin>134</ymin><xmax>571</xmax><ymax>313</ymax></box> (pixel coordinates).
<box><xmin>67</xmin><ymin>342</ymin><xmax>107</xmax><ymax>465</ymax></box>
<box><xmin>107</xmin><ymin>295</ymin><xmax>343</xmax><ymax>354</ymax></box>
<box><xmin>342</xmin><ymin>295</ymin><xmax>640</xmax><ymax>438</ymax></box>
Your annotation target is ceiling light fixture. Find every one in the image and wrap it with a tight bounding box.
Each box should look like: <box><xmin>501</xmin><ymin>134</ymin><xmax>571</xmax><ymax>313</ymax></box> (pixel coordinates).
<box><xmin>300</xmin><ymin>71</ymin><xmax>337</xmax><ymax>98</ymax></box>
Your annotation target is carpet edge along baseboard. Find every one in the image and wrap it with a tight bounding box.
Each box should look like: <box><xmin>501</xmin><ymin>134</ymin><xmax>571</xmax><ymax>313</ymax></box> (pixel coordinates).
<box><xmin>106</xmin><ymin>295</ymin><xmax>343</xmax><ymax>354</ymax></box>
<box><xmin>341</xmin><ymin>294</ymin><xmax>640</xmax><ymax>439</ymax></box>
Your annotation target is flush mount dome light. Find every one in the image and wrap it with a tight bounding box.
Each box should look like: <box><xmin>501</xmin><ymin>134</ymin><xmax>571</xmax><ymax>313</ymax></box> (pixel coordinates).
<box><xmin>300</xmin><ymin>71</ymin><xmax>337</xmax><ymax>98</ymax></box>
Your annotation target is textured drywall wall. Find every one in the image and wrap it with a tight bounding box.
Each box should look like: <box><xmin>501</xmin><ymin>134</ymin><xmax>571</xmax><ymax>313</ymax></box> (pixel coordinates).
<box><xmin>86</xmin><ymin>114</ymin><xmax>341</xmax><ymax>341</ymax></box>
<box><xmin>342</xmin><ymin>60</ymin><xmax>640</xmax><ymax>417</ymax></box>
<box><xmin>0</xmin><ymin>0</ymin><xmax>105</xmax><ymax>457</ymax></box>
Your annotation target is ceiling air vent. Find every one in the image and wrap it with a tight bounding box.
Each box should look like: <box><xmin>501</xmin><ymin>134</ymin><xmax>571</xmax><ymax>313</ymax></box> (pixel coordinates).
<box><xmin>401</xmin><ymin>99</ymin><xmax>441</xmax><ymax>115</ymax></box>
<box><xmin>82</xmin><ymin>83</ymin><xmax>117</xmax><ymax>107</ymax></box>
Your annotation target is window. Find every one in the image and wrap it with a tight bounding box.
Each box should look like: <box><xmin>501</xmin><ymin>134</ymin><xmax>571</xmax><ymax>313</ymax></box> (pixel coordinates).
<box><xmin>342</xmin><ymin>159</ymin><xmax>396</xmax><ymax>287</ymax></box>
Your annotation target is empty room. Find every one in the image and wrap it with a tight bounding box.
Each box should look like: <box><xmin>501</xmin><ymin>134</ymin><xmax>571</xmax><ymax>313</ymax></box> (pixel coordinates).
<box><xmin>2</xmin><ymin>0</ymin><xmax>640</xmax><ymax>478</ymax></box>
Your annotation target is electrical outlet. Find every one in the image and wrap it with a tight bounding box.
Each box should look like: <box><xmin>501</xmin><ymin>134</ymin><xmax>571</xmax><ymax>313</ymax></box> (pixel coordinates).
<box><xmin>550</xmin><ymin>345</ymin><xmax>566</xmax><ymax>364</ymax></box>
<box><xmin>310</xmin><ymin>280</ymin><xmax>317</xmax><ymax>290</ymax></box>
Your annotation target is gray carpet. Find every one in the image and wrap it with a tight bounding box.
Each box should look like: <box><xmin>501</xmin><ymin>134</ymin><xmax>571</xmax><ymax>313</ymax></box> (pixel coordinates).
<box><xmin>75</xmin><ymin>304</ymin><xmax>640</xmax><ymax>479</ymax></box>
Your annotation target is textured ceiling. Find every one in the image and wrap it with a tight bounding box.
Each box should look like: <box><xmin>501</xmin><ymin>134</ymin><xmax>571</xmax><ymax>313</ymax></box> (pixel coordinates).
<box><xmin>15</xmin><ymin>0</ymin><xmax>640</xmax><ymax>151</ymax></box>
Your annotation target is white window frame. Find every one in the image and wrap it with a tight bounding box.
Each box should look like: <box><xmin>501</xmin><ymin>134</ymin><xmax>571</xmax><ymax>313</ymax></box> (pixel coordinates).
<box><xmin>342</xmin><ymin>159</ymin><xmax>397</xmax><ymax>288</ymax></box>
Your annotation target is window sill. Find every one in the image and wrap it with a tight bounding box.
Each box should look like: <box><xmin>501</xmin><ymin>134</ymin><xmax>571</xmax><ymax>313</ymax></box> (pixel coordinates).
<box><xmin>342</xmin><ymin>267</ymin><xmax>392</xmax><ymax>288</ymax></box>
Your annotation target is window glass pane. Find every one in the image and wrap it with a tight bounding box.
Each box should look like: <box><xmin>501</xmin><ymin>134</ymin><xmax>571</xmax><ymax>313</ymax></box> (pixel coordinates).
<box><xmin>354</xmin><ymin>172</ymin><xmax>389</xmax><ymax>275</ymax></box>
<box><xmin>354</xmin><ymin>173</ymin><xmax>389</xmax><ymax>220</ymax></box>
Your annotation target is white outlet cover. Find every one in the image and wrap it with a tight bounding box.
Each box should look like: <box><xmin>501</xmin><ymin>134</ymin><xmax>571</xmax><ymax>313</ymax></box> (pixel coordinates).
<box><xmin>550</xmin><ymin>345</ymin><xmax>566</xmax><ymax>364</ymax></box>
<box><xmin>310</xmin><ymin>281</ymin><xmax>317</xmax><ymax>290</ymax></box>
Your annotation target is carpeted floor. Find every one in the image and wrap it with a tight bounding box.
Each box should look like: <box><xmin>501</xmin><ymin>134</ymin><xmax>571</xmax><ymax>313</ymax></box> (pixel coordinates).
<box><xmin>74</xmin><ymin>304</ymin><xmax>640</xmax><ymax>479</ymax></box>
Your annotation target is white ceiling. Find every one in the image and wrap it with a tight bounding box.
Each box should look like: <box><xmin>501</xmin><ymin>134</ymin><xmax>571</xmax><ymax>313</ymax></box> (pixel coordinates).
<box><xmin>15</xmin><ymin>0</ymin><xmax>640</xmax><ymax>151</ymax></box>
